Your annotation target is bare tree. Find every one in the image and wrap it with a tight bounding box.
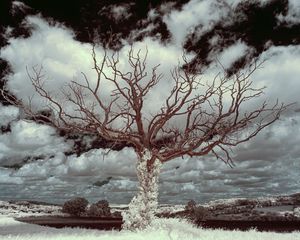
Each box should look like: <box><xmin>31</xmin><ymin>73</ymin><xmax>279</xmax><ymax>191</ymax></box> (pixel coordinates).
<box><xmin>1</xmin><ymin>46</ymin><xmax>288</xmax><ymax>230</ymax></box>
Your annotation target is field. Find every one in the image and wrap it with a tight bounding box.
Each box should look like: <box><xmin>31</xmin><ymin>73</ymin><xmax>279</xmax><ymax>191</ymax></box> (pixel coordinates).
<box><xmin>1</xmin><ymin>200</ymin><xmax>300</xmax><ymax>240</ymax></box>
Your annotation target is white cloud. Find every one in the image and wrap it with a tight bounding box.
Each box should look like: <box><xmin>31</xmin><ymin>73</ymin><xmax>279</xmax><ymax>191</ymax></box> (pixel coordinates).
<box><xmin>1</xmin><ymin>7</ymin><xmax>300</xmax><ymax>204</ymax></box>
<box><xmin>11</xmin><ymin>147</ymin><xmax>137</xmax><ymax>179</ymax></box>
<box><xmin>251</xmin><ymin>45</ymin><xmax>300</xmax><ymax>105</ymax></box>
<box><xmin>159</xmin><ymin>2</ymin><xmax>176</xmax><ymax>15</ymax></box>
<box><xmin>11</xmin><ymin>1</ymin><xmax>31</xmax><ymax>16</ymax></box>
<box><xmin>110</xmin><ymin>4</ymin><xmax>132</xmax><ymax>21</ymax></box>
<box><xmin>1</xmin><ymin>16</ymin><xmax>94</xmax><ymax>109</ymax></box>
<box><xmin>0</xmin><ymin>120</ymin><xmax>71</xmax><ymax>165</ymax></box>
<box><xmin>0</xmin><ymin>168</ymin><xmax>23</xmax><ymax>184</ymax></box>
<box><xmin>0</xmin><ymin>105</ymin><xmax>19</xmax><ymax>127</ymax></box>
<box><xmin>277</xmin><ymin>0</ymin><xmax>300</xmax><ymax>25</ymax></box>
<box><xmin>214</xmin><ymin>40</ymin><xmax>249</xmax><ymax>70</ymax></box>
<box><xmin>0</xmin><ymin>16</ymin><xmax>189</xmax><ymax>124</ymax></box>
<box><xmin>2</xmin><ymin>112</ymin><xmax>300</xmax><ymax>203</ymax></box>
<box><xmin>65</xmin><ymin>147</ymin><xmax>137</xmax><ymax>178</ymax></box>
<box><xmin>163</xmin><ymin>0</ymin><xmax>228</xmax><ymax>45</ymax></box>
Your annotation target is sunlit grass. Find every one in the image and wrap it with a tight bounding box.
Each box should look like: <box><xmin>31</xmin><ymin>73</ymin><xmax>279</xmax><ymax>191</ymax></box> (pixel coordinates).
<box><xmin>1</xmin><ymin>216</ymin><xmax>300</xmax><ymax>240</ymax></box>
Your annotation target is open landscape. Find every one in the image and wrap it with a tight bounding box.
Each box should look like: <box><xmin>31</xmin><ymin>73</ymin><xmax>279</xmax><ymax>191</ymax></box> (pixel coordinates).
<box><xmin>1</xmin><ymin>193</ymin><xmax>300</xmax><ymax>239</ymax></box>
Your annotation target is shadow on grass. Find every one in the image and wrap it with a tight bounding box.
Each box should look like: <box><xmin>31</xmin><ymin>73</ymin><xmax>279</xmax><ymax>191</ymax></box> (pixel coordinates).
<box><xmin>16</xmin><ymin>216</ymin><xmax>123</xmax><ymax>231</ymax></box>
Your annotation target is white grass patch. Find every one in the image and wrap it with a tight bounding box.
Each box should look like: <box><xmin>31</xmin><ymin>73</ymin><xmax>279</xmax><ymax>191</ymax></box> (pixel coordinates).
<box><xmin>0</xmin><ymin>201</ymin><xmax>62</xmax><ymax>217</ymax></box>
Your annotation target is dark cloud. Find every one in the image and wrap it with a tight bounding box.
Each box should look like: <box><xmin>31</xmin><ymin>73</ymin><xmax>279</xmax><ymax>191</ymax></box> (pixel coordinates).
<box><xmin>0</xmin><ymin>1</ymin><xmax>33</xmax><ymax>42</ymax></box>
<box><xmin>5</xmin><ymin>0</ymin><xmax>186</xmax><ymax>47</ymax></box>
<box><xmin>1</xmin><ymin>0</ymin><xmax>299</xmax><ymax>78</ymax></box>
<box><xmin>184</xmin><ymin>0</ymin><xmax>300</xmax><ymax>74</ymax></box>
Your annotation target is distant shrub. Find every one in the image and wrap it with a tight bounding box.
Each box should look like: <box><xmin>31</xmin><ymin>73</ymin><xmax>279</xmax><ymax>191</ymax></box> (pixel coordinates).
<box><xmin>112</xmin><ymin>211</ymin><xmax>122</xmax><ymax>218</ymax></box>
<box><xmin>86</xmin><ymin>200</ymin><xmax>111</xmax><ymax>217</ymax></box>
<box><xmin>97</xmin><ymin>200</ymin><xmax>110</xmax><ymax>209</ymax></box>
<box><xmin>236</xmin><ymin>199</ymin><xmax>258</xmax><ymax>206</ymax></box>
<box><xmin>185</xmin><ymin>200</ymin><xmax>209</xmax><ymax>222</ymax></box>
<box><xmin>192</xmin><ymin>206</ymin><xmax>209</xmax><ymax>222</ymax></box>
<box><xmin>292</xmin><ymin>194</ymin><xmax>300</xmax><ymax>205</ymax></box>
<box><xmin>62</xmin><ymin>197</ymin><xmax>89</xmax><ymax>216</ymax></box>
<box><xmin>185</xmin><ymin>200</ymin><xmax>197</xmax><ymax>212</ymax></box>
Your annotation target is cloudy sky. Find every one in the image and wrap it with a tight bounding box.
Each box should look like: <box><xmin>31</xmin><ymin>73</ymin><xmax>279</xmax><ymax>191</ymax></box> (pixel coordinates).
<box><xmin>0</xmin><ymin>0</ymin><xmax>299</xmax><ymax>205</ymax></box>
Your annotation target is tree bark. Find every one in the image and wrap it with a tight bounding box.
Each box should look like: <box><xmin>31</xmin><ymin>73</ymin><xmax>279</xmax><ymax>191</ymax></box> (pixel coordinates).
<box><xmin>122</xmin><ymin>149</ymin><xmax>162</xmax><ymax>230</ymax></box>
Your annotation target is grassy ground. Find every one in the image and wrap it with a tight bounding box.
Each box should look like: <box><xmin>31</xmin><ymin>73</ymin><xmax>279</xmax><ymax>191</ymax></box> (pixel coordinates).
<box><xmin>1</xmin><ymin>215</ymin><xmax>300</xmax><ymax>240</ymax></box>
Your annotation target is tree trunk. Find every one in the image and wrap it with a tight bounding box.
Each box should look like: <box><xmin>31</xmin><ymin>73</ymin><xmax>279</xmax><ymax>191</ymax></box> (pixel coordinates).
<box><xmin>122</xmin><ymin>149</ymin><xmax>162</xmax><ymax>230</ymax></box>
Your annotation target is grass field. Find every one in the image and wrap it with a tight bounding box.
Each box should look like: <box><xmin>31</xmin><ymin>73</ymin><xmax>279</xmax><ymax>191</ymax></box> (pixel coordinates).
<box><xmin>1</xmin><ymin>215</ymin><xmax>300</xmax><ymax>240</ymax></box>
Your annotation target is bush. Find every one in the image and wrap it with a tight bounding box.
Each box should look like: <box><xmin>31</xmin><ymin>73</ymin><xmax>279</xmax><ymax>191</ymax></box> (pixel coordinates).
<box><xmin>185</xmin><ymin>200</ymin><xmax>197</xmax><ymax>212</ymax></box>
<box><xmin>86</xmin><ymin>199</ymin><xmax>111</xmax><ymax>217</ymax></box>
<box><xmin>236</xmin><ymin>199</ymin><xmax>257</xmax><ymax>206</ymax></box>
<box><xmin>62</xmin><ymin>197</ymin><xmax>89</xmax><ymax>216</ymax></box>
<box><xmin>192</xmin><ymin>206</ymin><xmax>210</xmax><ymax>222</ymax></box>
<box><xmin>292</xmin><ymin>193</ymin><xmax>300</xmax><ymax>205</ymax></box>
<box><xmin>97</xmin><ymin>200</ymin><xmax>110</xmax><ymax>209</ymax></box>
<box><xmin>185</xmin><ymin>200</ymin><xmax>209</xmax><ymax>222</ymax></box>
